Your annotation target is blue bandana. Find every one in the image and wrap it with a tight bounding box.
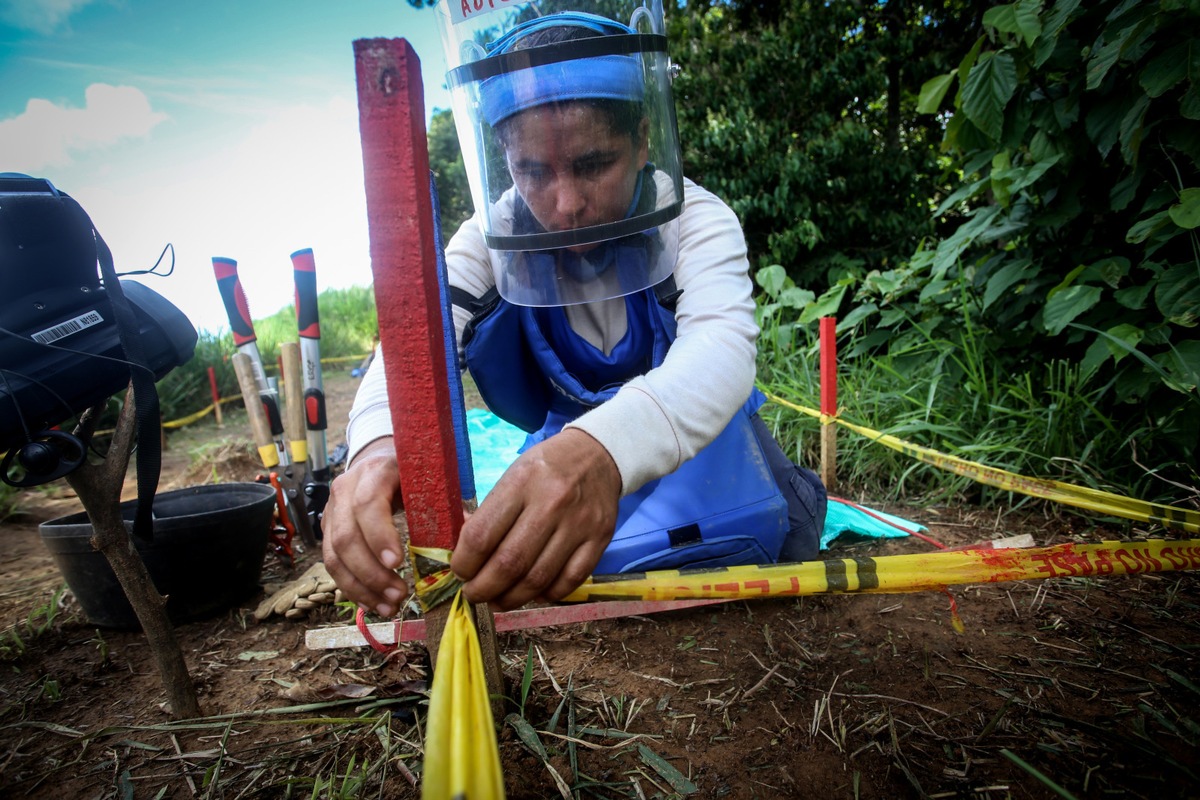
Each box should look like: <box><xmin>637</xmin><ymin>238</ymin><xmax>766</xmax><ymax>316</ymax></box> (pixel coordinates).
<box><xmin>480</xmin><ymin>12</ymin><xmax>645</xmax><ymax>127</ymax></box>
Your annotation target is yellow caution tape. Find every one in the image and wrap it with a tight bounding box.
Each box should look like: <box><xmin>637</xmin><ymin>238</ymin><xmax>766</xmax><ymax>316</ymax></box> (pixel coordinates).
<box><xmin>161</xmin><ymin>404</ymin><xmax>215</xmax><ymax>429</ymax></box>
<box><xmin>410</xmin><ymin>541</ymin><xmax>1199</xmax><ymax>605</ymax></box>
<box><xmin>321</xmin><ymin>353</ymin><xmax>371</xmax><ymax>364</ymax></box>
<box><xmin>160</xmin><ymin>394</ymin><xmax>241</xmax><ymax>429</ymax></box>
<box><xmin>764</xmin><ymin>390</ymin><xmax>1200</xmax><ymax>535</ymax></box>
<box><xmin>562</xmin><ymin>539</ymin><xmax>1200</xmax><ymax>602</ymax></box>
<box><xmin>422</xmin><ymin>590</ymin><xmax>505</xmax><ymax>800</ymax></box>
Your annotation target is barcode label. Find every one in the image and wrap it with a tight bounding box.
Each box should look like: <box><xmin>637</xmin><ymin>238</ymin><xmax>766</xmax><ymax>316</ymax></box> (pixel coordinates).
<box><xmin>32</xmin><ymin>309</ymin><xmax>105</xmax><ymax>345</ymax></box>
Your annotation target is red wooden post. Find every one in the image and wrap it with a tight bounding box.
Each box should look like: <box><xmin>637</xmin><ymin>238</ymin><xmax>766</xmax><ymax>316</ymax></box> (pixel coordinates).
<box><xmin>819</xmin><ymin>317</ymin><xmax>837</xmax><ymax>417</ymax></box>
<box><xmin>207</xmin><ymin>366</ymin><xmax>224</xmax><ymax>428</ymax></box>
<box><xmin>353</xmin><ymin>38</ymin><xmax>462</xmax><ymax>551</ymax></box>
<box><xmin>819</xmin><ymin>316</ymin><xmax>837</xmax><ymax>489</ymax></box>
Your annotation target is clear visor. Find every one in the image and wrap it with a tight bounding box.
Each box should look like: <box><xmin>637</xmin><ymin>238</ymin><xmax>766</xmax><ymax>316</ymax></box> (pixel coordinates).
<box><xmin>437</xmin><ymin>2</ymin><xmax>684</xmax><ymax>306</ymax></box>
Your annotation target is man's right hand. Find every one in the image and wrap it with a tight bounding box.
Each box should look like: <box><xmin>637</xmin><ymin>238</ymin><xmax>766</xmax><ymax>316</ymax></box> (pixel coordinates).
<box><xmin>321</xmin><ymin>437</ymin><xmax>410</xmax><ymax>618</ymax></box>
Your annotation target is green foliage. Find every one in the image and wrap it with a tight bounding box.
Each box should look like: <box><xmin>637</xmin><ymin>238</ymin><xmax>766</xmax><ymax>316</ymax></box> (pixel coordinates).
<box><xmin>0</xmin><ymin>481</ymin><xmax>17</xmax><ymax>523</ymax></box>
<box><xmin>250</xmin><ymin>284</ymin><xmax>379</xmax><ymax>367</ymax></box>
<box><xmin>757</xmin><ymin>301</ymin><xmax>1130</xmax><ymax>505</ymax></box>
<box><xmin>888</xmin><ymin>0</ymin><xmax>1198</xmax><ymax>484</ymax></box>
<box><xmin>428</xmin><ymin>108</ymin><xmax>473</xmax><ymax>242</ymax></box>
<box><xmin>668</xmin><ymin>1</ymin><xmax>978</xmax><ymax>282</ymax></box>
<box><xmin>762</xmin><ymin>0</ymin><xmax>1199</xmax><ymax>499</ymax></box>
<box><xmin>518</xmin><ymin>642</ymin><xmax>535</xmax><ymax>718</ymax></box>
<box><xmin>0</xmin><ymin>584</ymin><xmax>69</xmax><ymax>662</ymax></box>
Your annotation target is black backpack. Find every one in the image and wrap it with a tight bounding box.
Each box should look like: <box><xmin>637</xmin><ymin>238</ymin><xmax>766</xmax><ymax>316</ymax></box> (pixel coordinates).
<box><xmin>0</xmin><ymin>174</ymin><xmax>197</xmax><ymax>535</ymax></box>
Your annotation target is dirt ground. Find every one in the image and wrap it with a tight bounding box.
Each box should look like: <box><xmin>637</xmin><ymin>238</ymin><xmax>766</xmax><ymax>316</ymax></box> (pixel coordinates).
<box><xmin>1</xmin><ymin>368</ymin><xmax>1198</xmax><ymax>799</ymax></box>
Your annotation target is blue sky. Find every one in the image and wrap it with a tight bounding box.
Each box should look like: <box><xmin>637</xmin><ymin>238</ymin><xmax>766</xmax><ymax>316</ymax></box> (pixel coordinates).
<box><xmin>1</xmin><ymin>0</ymin><xmax>453</xmax><ymax>334</ymax></box>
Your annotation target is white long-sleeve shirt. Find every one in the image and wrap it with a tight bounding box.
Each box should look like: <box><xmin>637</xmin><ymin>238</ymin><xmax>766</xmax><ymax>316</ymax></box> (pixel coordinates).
<box><xmin>346</xmin><ymin>177</ymin><xmax>759</xmax><ymax>497</ymax></box>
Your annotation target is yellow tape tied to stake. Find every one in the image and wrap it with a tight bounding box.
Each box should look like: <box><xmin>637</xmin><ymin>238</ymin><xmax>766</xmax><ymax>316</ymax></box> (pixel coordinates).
<box><xmin>410</xmin><ymin>546</ymin><xmax>461</xmax><ymax>612</ymax></box>
<box><xmin>422</xmin><ymin>589</ymin><xmax>505</xmax><ymax>800</ymax></box>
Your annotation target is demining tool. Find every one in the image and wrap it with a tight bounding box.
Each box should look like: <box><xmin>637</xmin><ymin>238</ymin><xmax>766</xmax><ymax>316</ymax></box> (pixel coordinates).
<box><xmin>232</xmin><ymin>350</ymin><xmax>317</xmax><ymax>550</ymax></box>
<box><xmin>212</xmin><ymin>257</ymin><xmax>288</xmax><ymax>468</ymax></box>
<box><xmin>279</xmin><ymin>341</ymin><xmax>320</xmax><ymax>548</ymax></box>
<box><xmin>289</xmin><ymin>247</ymin><xmax>330</xmax><ymax>532</ymax></box>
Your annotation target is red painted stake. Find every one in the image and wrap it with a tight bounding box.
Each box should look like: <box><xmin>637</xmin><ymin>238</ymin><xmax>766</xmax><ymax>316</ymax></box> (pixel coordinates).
<box><xmin>207</xmin><ymin>366</ymin><xmax>223</xmax><ymax>428</ymax></box>
<box><xmin>354</xmin><ymin>38</ymin><xmax>462</xmax><ymax>551</ymax></box>
<box><xmin>819</xmin><ymin>316</ymin><xmax>837</xmax><ymax>417</ymax></box>
<box><xmin>819</xmin><ymin>316</ymin><xmax>837</xmax><ymax>489</ymax></box>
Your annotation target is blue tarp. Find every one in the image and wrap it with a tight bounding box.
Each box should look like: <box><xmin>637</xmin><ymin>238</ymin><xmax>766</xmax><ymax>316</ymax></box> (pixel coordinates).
<box><xmin>465</xmin><ymin>408</ymin><xmax>528</xmax><ymax>502</ymax></box>
<box><xmin>821</xmin><ymin>500</ymin><xmax>923</xmax><ymax>550</ymax></box>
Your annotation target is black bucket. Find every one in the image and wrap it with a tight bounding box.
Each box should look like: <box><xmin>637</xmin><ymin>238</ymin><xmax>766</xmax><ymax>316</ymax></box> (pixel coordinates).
<box><xmin>39</xmin><ymin>483</ymin><xmax>276</xmax><ymax>629</ymax></box>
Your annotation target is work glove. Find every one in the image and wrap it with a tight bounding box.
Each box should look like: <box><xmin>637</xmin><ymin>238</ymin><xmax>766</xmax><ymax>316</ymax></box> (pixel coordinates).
<box><xmin>254</xmin><ymin>561</ymin><xmax>343</xmax><ymax>621</ymax></box>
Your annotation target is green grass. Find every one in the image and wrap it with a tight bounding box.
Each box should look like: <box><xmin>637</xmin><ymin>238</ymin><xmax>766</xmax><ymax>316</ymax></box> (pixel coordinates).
<box><xmin>755</xmin><ymin>309</ymin><xmax>1194</xmax><ymax>512</ymax></box>
<box><xmin>156</xmin><ymin>283</ymin><xmax>378</xmax><ymax>423</ymax></box>
<box><xmin>0</xmin><ymin>584</ymin><xmax>70</xmax><ymax>662</ymax></box>
<box><xmin>0</xmin><ymin>482</ymin><xmax>17</xmax><ymax>524</ymax></box>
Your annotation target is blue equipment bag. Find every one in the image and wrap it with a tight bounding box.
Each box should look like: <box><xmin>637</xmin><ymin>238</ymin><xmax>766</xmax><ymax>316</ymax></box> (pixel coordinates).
<box><xmin>596</xmin><ymin>395</ymin><xmax>789</xmax><ymax>574</ymax></box>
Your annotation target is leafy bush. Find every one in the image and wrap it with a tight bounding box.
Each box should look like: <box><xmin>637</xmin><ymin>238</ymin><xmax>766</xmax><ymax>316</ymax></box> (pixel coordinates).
<box><xmin>668</xmin><ymin>1</ymin><xmax>979</xmax><ymax>281</ymax></box>
<box><xmin>772</xmin><ymin>0</ymin><xmax>1199</xmax><ymax>500</ymax></box>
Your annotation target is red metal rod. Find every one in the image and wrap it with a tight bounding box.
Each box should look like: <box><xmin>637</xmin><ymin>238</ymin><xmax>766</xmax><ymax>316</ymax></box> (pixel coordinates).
<box><xmin>354</xmin><ymin>38</ymin><xmax>462</xmax><ymax>551</ymax></box>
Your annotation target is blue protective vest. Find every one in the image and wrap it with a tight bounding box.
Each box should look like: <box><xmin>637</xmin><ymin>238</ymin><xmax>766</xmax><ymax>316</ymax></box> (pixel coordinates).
<box><xmin>456</xmin><ymin>281</ymin><xmax>789</xmax><ymax>574</ymax></box>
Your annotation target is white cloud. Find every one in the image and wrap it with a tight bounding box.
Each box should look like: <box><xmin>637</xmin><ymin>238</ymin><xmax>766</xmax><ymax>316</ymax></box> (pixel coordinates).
<box><xmin>0</xmin><ymin>83</ymin><xmax>168</xmax><ymax>172</ymax></box>
<box><xmin>69</xmin><ymin>95</ymin><xmax>375</xmax><ymax>335</ymax></box>
<box><xmin>0</xmin><ymin>0</ymin><xmax>96</xmax><ymax>34</ymax></box>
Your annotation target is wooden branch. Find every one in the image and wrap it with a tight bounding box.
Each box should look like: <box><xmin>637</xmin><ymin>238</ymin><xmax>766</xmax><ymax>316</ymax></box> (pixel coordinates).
<box><xmin>64</xmin><ymin>385</ymin><xmax>202</xmax><ymax>718</ymax></box>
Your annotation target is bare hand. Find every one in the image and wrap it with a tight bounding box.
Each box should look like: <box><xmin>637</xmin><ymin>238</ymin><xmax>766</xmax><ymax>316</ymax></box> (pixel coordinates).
<box><xmin>321</xmin><ymin>438</ymin><xmax>409</xmax><ymax>617</ymax></box>
<box><xmin>451</xmin><ymin>428</ymin><xmax>621</xmax><ymax>610</ymax></box>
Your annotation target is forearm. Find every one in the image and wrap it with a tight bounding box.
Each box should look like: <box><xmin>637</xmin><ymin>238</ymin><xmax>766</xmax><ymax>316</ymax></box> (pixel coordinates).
<box><xmin>345</xmin><ymin>344</ymin><xmax>395</xmax><ymax>465</ymax></box>
<box><xmin>348</xmin><ymin>434</ymin><xmax>396</xmax><ymax>470</ymax></box>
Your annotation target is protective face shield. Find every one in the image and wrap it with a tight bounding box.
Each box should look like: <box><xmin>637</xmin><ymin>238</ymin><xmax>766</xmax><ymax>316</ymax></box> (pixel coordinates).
<box><xmin>437</xmin><ymin>1</ymin><xmax>684</xmax><ymax>307</ymax></box>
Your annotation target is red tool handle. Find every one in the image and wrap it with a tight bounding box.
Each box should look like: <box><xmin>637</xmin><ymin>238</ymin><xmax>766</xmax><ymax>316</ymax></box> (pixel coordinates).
<box><xmin>212</xmin><ymin>257</ymin><xmax>257</xmax><ymax>347</ymax></box>
<box><xmin>291</xmin><ymin>248</ymin><xmax>321</xmax><ymax>340</ymax></box>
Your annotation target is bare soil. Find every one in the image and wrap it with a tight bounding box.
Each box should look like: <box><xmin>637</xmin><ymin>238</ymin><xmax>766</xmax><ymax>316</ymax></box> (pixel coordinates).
<box><xmin>1</xmin><ymin>369</ymin><xmax>1198</xmax><ymax>799</ymax></box>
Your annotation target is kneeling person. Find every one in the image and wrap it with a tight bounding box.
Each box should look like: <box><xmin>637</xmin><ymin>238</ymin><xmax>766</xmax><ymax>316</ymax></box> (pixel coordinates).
<box><xmin>322</xmin><ymin>4</ymin><xmax>827</xmax><ymax>614</ymax></box>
